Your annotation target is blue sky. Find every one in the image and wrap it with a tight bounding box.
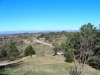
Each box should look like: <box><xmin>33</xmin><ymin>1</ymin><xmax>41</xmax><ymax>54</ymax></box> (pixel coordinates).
<box><xmin>0</xmin><ymin>0</ymin><xmax>100</xmax><ymax>31</ymax></box>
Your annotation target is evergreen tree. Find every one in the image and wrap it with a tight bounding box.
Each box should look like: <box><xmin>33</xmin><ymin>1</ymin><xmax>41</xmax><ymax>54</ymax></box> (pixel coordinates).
<box><xmin>24</xmin><ymin>45</ymin><xmax>35</xmax><ymax>57</ymax></box>
<box><xmin>52</xmin><ymin>41</ymin><xmax>60</xmax><ymax>56</ymax></box>
<box><xmin>64</xmin><ymin>32</ymin><xmax>77</xmax><ymax>62</ymax></box>
<box><xmin>7</xmin><ymin>40</ymin><xmax>19</xmax><ymax>57</ymax></box>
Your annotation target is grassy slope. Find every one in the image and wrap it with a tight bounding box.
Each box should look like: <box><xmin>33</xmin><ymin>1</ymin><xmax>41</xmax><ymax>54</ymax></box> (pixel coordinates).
<box><xmin>1</xmin><ymin>55</ymin><xmax>69</xmax><ymax>75</ymax></box>
<box><xmin>1</xmin><ymin>54</ymin><xmax>100</xmax><ymax>75</ymax></box>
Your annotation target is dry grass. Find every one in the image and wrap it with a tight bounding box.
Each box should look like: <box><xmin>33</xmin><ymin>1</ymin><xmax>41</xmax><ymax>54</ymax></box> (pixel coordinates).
<box><xmin>1</xmin><ymin>54</ymin><xmax>70</xmax><ymax>75</ymax></box>
<box><xmin>33</xmin><ymin>43</ymin><xmax>53</xmax><ymax>54</ymax></box>
<box><xmin>1</xmin><ymin>54</ymin><xmax>100</xmax><ymax>75</ymax></box>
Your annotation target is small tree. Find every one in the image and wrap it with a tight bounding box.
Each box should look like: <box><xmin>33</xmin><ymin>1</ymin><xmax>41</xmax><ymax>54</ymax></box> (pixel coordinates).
<box><xmin>65</xmin><ymin>49</ymin><xmax>74</xmax><ymax>62</ymax></box>
<box><xmin>7</xmin><ymin>40</ymin><xmax>19</xmax><ymax>57</ymax></box>
<box><xmin>0</xmin><ymin>47</ymin><xmax>7</xmax><ymax>58</ymax></box>
<box><xmin>24</xmin><ymin>45</ymin><xmax>35</xmax><ymax>57</ymax></box>
<box><xmin>52</xmin><ymin>41</ymin><xmax>60</xmax><ymax>56</ymax></box>
<box><xmin>64</xmin><ymin>33</ymin><xmax>76</xmax><ymax>63</ymax></box>
<box><xmin>60</xmin><ymin>42</ymin><xmax>66</xmax><ymax>52</ymax></box>
<box><xmin>19</xmin><ymin>40</ymin><xmax>23</xmax><ymax>46</ymax></box>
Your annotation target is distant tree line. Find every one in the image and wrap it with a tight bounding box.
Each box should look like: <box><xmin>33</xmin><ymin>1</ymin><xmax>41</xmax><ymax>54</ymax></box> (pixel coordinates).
<box><xmin>37</xmin><ymin>31</ymin><xmax>67</xmax><ymax>42</ymax></box>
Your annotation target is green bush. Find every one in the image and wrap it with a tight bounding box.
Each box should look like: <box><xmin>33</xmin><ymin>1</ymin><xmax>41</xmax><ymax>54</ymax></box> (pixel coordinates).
<box><xmin>65</xmin><ymin>50</ymin><xmax>74</xmax><ymax>63</ymax></box>
<box><xmin>0</xmin><ymin>40</ymin><xmax>19</xmax><ymax>60</ymax></box>
<box><xmin>7</xmin><ymin>40</ymin><xmax>19</xmax><ymax>57</ymax></box>
<box><xmin>24</xmin><ymin>45</ymin><xmax>35</xmax><ymax>57</ymax></box>
<box><xmin>0</xmin><ymin>49</ymin><xmax>7</xmax><ymax>58</ymax></box>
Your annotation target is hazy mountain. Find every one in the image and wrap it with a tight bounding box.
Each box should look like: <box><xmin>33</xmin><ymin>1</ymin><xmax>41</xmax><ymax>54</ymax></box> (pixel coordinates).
<box><xmin>0</xmin><ymin>30</ymin><xmax>79</xmax><ymax>35</ymax></box>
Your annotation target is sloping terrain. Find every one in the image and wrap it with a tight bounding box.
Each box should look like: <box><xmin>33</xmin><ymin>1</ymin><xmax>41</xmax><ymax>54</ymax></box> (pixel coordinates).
<box><xmin>0</xmin><ymin>54</ymin><xmax>100</xmax><ymax>75</ymax></box>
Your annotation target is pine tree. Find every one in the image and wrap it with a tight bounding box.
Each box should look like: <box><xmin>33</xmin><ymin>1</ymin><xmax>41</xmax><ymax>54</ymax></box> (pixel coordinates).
<box><xmin>24</xmin><ymin>45</ymin><xmax>35</xmax><ymax>57</ymax></box>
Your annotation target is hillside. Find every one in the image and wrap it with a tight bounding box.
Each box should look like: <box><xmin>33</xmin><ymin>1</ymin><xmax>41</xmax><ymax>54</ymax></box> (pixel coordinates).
<box><xmin>0</xmin><ymin>30</ymin><xmax>100</xmax><ymax>75</ymax></box>
<box><xmin>0</xmin><ymin>54</ymin><xmax>100</xmax><ymax>75</ymax></box>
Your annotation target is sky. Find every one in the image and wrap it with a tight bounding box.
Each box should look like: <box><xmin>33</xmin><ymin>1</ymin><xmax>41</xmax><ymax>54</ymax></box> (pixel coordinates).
<box><xmin>0</xmin><ymin>0</ymin><xmax>100</xmax><ymax>31</ymax></box>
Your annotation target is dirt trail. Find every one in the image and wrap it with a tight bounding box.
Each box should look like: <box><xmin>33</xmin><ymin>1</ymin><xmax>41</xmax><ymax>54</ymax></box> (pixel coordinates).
<box><xmin>36</xmin><ymin>39</ymin><xmax>53</xmax><ymax>47</ymax></box>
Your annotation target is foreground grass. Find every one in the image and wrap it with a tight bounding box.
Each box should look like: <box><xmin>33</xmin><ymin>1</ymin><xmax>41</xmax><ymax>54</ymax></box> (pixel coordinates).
<box><xmin>0</xmin><ymin>54</ymin><xmax>100</xmax><ymax>75</ymax></box>
<box><xmin>0</xmin><ymin>54</ymin><xmax>69</xmax><ymax>75</ymax></box>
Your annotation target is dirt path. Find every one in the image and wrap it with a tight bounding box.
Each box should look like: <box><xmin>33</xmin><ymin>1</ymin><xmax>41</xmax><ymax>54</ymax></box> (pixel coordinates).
<box><xmin>36</xmin><ymin>39</ymin><xmax>53</xmax><ymax>47</ymax></box>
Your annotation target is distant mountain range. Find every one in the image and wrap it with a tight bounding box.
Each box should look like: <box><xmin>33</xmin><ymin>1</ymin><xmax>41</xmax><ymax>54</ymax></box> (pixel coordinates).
<box><xmin>0</xmin><ymin>30</ymin><xmax>79</xmax><ymax>35</ymax></box>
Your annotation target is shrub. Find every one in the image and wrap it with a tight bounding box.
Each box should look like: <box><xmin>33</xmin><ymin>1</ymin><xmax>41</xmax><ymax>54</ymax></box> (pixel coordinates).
<box><xmin>7</xmin><ymin>40</ymin><xmax>19</xmax><ymax>57</ymax></box>
<box><xmin>24</xmin><ymin>45</ymin><xmax>35</xmax><ymax>57</ymax></box>
<box><xmin>0</xmin><ymin>40</ymin><xmax>19</xmax><ymax>58</ymax></box>
<box><xmin>0</xmin><ymin>49</ymin><xmax>7</xmax><ymax>58</ymax></box>
<box><xmin>65</xmin><ymin>50</ymin><xmax>74</xmax><ymax>63</ymax></box>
